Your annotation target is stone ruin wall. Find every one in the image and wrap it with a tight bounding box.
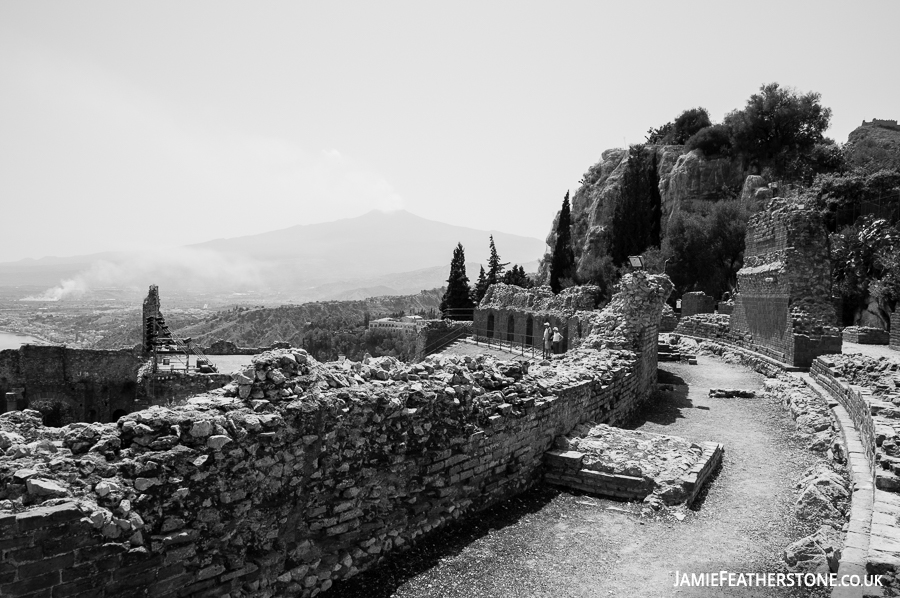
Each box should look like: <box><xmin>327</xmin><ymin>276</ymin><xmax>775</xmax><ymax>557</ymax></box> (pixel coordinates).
<box><xmin>892</xmin><ymin>311</ymin><xmax>900</xmax><ymax>352</ymax></box>
<box><xmin>473</xmin><ymin>283</ymin><xmax>603</xmax><ymax>353</ymax></box>
<box><xmin>0</xmin><ymin>286</ymin><xmax>234</xmax><ymax>424</ymax></box>
<box><xmin>0</xmin><ymin>346</ymin><xmax>145</xmax><ymax>422</ymax></box>
<box><xmin>0</xmin><ymin>345</ymin><xmax>232</xmax><ymax>424</ymax></box>
<box><xmin>0</xmin><ymin>272</ymin><xmax>672</xmax><ymax>598</ymax></box>
<box><xmin>680</xmin><ymin>291</ymin><xmax>715</xmax><ymax>318</ymax></box>
<box><xmin>727</xmin><ymin>198</ymin><xmax>841</xmax><ymax>367</ymax></box>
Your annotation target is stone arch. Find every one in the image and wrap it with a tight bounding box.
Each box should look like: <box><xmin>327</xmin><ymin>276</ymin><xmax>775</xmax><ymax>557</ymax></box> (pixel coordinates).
<box><xmin>486</xmin><ymin>313</ymin><xmax>495</xmax><ymax>338</ymax></box>
<box><xmin>111</xmin><ymin>409</ymin><xmax>128</xmax><ymax>423</ymax></box>
<box><xmin>507</xmin><ymin>314</ymin><xmax>515</xmax><ymax>342</ymax></box>
<box><xmin>525</xmin><ymin>316</ymin><xmax>534</xmax><ymax>347</ymax></box>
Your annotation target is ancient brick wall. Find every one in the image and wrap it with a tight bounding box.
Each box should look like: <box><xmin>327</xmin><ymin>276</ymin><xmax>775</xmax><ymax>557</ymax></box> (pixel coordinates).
<box><xmin>473</xmin><ymin>283</ymin><xmax>603</xmax><ymax>353</ymax></box>
<box><xmin>810</xmin><ymin>357</ymin><xmax>876</xmax><ymax>475</ymax></box>
<box><xmin>842</xmin><ymin>326</ymin><xmax>890</xmax><ymax>345</ymax></box>
<box><xmin>681</xmin><ymin>292</ymin><xmax>715</xmax><ymax>317</ymax></box>
<box><xmin>0</xmin><ymin>273</ymin><xmax>672</xmax><ymax>598</ymax></box>
<box><xmin>729</xmin><ymin>198</ymin><xmax>841</xmax><ymax>367</ymax></box>
<box><xmin>473</xmin><ymin>307</ymin><xmax>573</xmax><ymax>351</ymax></box>
<box><xmin>892</xmin><ymin>311</ymin><xmax>900</xmax><ymax>351</ymax></box>
<box><xmin>0</xmin><ymin>346</ymin><xmax>144</xmax><ymax>422</ymax></box>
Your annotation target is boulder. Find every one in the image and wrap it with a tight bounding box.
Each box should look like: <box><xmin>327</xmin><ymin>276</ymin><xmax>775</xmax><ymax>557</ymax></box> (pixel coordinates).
<box><xmin>784</xmin><ymin>525</ymin><xmax>842</xmax><ymax>574</ymax></box>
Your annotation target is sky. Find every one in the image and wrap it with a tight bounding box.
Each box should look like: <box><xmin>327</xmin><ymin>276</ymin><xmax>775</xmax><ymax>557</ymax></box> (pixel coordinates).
<box><xmin>1</xmin><ymin>1</ymin><xmax>899</xmax><ymax>262</ymax></box>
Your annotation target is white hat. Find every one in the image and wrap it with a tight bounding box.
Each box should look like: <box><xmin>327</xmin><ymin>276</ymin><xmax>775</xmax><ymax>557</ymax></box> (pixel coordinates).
<box><xmin>553</xmin><ymin>326</ymin><xmax>559</xmax><ymax>331</ymax></box>
<box><xmin>544</xmin><ymin>322</ymin><xmax>550</xmax><ymax>327</ymax></box>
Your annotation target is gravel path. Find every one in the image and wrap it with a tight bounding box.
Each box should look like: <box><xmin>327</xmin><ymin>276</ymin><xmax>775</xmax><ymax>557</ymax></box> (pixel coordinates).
<box><xmin>328</xmin><ymin>355</ymin><xmax>830</xmax><ymax>598</ymax></box>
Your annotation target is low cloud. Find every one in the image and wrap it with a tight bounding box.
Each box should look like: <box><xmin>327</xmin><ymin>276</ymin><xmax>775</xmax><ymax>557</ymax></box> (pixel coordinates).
<box><xmin>22</xmin><ymin>247</ymin><xmax>270</xmax><ymax>301</ymax></box>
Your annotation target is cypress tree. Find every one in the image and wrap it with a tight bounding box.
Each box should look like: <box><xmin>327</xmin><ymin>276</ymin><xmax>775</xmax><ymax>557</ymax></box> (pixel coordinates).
<box><xmin>472</xmin><ymin>265</ymin><xmax>489</xmax><ymax>304</ymax></box>
<box><xmin>486</xmin><ymin>235</ymin><xmax>508</xmax><ymax>287</ymax></box>
<box><xmin>439</xmin><ymin>242</ymin><xmax>474</xmax><ymax>319</ymax></box>
<box><xmin>549</xmin><ymin>191</ymin><xmax>576</xmax><ymax>293</ymax></box>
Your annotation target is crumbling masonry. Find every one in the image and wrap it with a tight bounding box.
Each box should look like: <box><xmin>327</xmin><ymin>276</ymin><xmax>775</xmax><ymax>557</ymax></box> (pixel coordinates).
<box><xmin>677</xmin><ymin>197</ymin><xmax>841</xmax><ymax>368</ymax></box>
<box><xmin>0</xmin><ymin>272</ymin><xmax>671</xmax><ymax>598</ymax></box>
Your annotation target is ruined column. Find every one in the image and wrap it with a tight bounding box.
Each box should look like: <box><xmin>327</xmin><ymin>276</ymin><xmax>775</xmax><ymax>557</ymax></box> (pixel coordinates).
<box><xmin>142</xmin><ymin>285</ymin><xmax>161</xmax><ymax>356</ymax></box>
<box><xmin>729</xmin><ymin>197</ymin><xmax>841</xmax><ymax>367</ymax></box>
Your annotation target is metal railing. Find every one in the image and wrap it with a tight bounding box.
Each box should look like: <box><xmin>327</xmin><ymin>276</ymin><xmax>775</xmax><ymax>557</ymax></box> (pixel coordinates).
<box><xmin>440</xmin><ymin>307</ymin><xmax>475</xmax><ymax>321</ymax></box>
<box><xmin>469</xmin><ymin>325</ymin><xmax>543</xmax><ymax>359</ymax></box>
<box><xmin>154</xmin><ymin>320</ymin><xmax>217</xmax><ymax>373</ymax></box>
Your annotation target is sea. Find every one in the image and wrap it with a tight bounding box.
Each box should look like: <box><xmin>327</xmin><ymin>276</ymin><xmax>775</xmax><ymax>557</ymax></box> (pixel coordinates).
<box><xmin>0</xmin><ymin>331</ymin><xmax>41</xmax><ymax>351</ymax></box>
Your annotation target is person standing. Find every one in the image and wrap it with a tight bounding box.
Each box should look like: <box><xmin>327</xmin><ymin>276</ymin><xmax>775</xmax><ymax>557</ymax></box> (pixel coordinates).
<box><xmin>552</xmin><ymin>326</ymin><xmax>563</xmax><ymax>355</ymax></box>
<box><xmin>542</xmin><ymin>322</ymin><xmax>551</xmax><ymax>359</ymax></box>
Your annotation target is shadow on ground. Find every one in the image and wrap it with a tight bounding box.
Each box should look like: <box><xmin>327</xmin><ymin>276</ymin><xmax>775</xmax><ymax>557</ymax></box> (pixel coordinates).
<box><xmin>327</xmin><ymin>486</ymin><xmax>560</xmax><ymax>598</ymax></box>
<box><xmin>624</xmin><ymin>367</ymin><xmax>691</xmax><ymax>429</ymax></box>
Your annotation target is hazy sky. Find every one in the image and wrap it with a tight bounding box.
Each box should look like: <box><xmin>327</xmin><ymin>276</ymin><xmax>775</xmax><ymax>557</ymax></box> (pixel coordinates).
<box><xmin>1</xmin><ymin>1</ymin><xmax>898</xmax><ymax>262</ymax></box>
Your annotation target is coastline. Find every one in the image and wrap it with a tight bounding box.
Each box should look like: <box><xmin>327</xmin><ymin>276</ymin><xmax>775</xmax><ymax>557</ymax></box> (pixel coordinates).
<box><xmin>0</xmin><ymin>328</ymin><xmax>54</xmax><ymax>348</ymax></box>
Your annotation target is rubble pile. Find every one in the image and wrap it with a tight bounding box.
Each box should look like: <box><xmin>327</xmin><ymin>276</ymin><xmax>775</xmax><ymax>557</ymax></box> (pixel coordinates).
<box><xmin>816</xmin><ymin>353</ymin><xmax>900</xmax><ymax>491</ymax></box>
<box><xmin>759</xmin><ymin>375</ymin><xmax>852</xmax><ymax>575</ymax></box>
<box><xmin>581</xmin><ymin>274</ymin><xmax>674</xmax><ymax>352</ymax></box>
<box><xmin>824</xmin><ymin>353</ymin><xmax>900</xmax><ymax>401</ymax></box>
<box><xmin>762</xmin><ymin>376</ymin><xmax>841</xmax><ymax>455</ymax></box>
<box><xmin>545</xmin><ymin>422</ymin><xmax>723</xmax><ymax>508</ymax></box>
<box><xmin>783</xmin><ymin>463</ymin><xmax>850</xmax><ymax>575</ymax></box>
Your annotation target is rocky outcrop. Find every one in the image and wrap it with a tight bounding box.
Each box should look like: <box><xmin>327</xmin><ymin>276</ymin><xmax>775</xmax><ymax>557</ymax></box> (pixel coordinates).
<box><xmin>538</xmin><ymin>145</ymin><xmax>744</xmax><ymax>285</ymax></box>
<box><xmin>659</xmin><ymin>149</ymin><xmax>744</xmax><ymax>227</ymax></box>
<box><xmin>738</xmin><ymin>174</ymin><xmax>772</xmax><ymax>211</ymax></box>
<box><xmin>845</xmin><ymin>120</ymin><xmax>900</xmax><ymax>172</ymax></box>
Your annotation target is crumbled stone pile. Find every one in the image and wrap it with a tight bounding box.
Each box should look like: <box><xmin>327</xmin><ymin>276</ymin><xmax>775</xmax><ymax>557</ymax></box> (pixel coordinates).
<box><xmin>561</xmin><ymin>422</ymin><xmax>709</xmax><ymax>506</ymax></box>
<box><xmin>824</xmin><ymin>354</ymin><xmax>900</xmax><ymax>400</ymax></box>
<box><xmin>783</xmin><ymin>463</ymin><xmax>850</xmax><ymax>575</ymax></box>
<box><xmin>545</xmin><ymin>421</ymin><xmax>723</xmax><ymax>511</ymax></box>
<box><xmin>759</xmin><ymin>375</ymin><xmax>851</xmax><ymax>575</ymax></box>
<box><xmin>762</xmin><ymin>376</ymin><xmax>841</xmax><ymax>455</ymax></box>
<box><xmin>581</xmin><ymin>273</ymin><xmax>674</xmax><ymax>352</ymax></box>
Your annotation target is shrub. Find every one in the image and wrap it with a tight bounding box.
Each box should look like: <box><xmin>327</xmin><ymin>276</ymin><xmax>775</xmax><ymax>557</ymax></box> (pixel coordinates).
<box><xmin>685</xmin><ymin>124</ymin><xmax>732</xmax><ymax>157</ymax></box>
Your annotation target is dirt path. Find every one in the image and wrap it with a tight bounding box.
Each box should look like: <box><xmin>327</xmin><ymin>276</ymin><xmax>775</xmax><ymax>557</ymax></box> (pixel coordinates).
<box><xmin>329</xmin><ymin>355</ymin><xmax>829</xmax><ymax>598</ymax></box>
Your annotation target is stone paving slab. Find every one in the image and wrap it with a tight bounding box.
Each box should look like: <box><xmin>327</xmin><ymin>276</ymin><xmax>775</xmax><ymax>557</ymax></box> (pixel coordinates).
<box><xmin>544</xmin><ymin>422</ymin><xmax>724</xmax><ymax>507</ymax></box>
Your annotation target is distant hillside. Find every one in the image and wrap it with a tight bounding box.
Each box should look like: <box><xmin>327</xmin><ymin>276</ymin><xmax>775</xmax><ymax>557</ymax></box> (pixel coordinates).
<box><xmin>0</xmin><ymin>210</ymin><xmax>545</xmax><ymax>300</ymax></box>
<box><xmin>91</xmin><ymin>288</ymin><xmax>444</xmax><ymax>350</ymax></box>
<box><xmin>846</xmin><ymin>120</ymin><xmax>900</xmax><ymax>172</ymax></box>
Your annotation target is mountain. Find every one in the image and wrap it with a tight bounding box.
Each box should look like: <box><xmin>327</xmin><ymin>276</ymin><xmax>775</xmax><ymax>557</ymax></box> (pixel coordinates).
<box><xmin>187</xmin><ymin>210</ymin><xmax>543</xmax><ymax>282</ymax></box>
<box><xmin>303</xmin><ymin>260</ymin><xmax>541</xmax><ymax>301</ymax></box>
<box><xmin>0</xmin><ymin>210</ymin><xmax>545</xmax><ymax>301</ymax></box>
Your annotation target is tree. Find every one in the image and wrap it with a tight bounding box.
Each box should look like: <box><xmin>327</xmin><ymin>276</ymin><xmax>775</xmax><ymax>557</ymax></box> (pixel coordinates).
<box><xmin>550</xmin><ymin>191</ymin><xmax>576</xmax><ymax>293</ymax></box>
<box><xmin>663</xmin><ymin>201</ymin><xmax>749</xmax><ymax>299</ymax></box>
<box><xmin>439</xmin><ymin>242</ymin><xmax>474</xmax><ymax>319</ymax></box>
<box><xmin>472</xmin><ymin>265</ymin><xmax>489</xmax><ymax>304</ymax></box>
<box><xmin>486</xmin><ymin>235</ymin><xmax>508</xmax><ymax>286</ymax></box>
<box><xmin>608</xmin><ymin>145</ymin><xmax>662</xmax><ymax>266</ymax></box>
<box><xmin>646</xmin><ymin>107</ymin><xmax>711</xmax><ymax>145</ymax></box>
<box><xmin>724</xmin><ymin>83</ymin><xmax>832</xmax><ymax>180</ymax></box>
<box><xmin>831</xmin><ymin>216</ymin><xmax>900</xmax><ymax>325</ymax></box>
<box><xmin>685</xmin><ymin>124</ymin><xmax>732</xmax><ymax>158</ymax></box>
<box><xmin>501</xmin><ymin>265</ymin><xmax>532</xmax><ymax>288</ymax></box>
